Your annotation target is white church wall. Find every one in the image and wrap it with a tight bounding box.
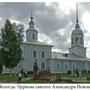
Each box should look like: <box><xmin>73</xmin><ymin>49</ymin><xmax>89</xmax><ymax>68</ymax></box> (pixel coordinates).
<box><xmin>69</xmin><ymin>47</ymin><xmax>86</xmax><ymax>57</ymax></box>
<box><xmin>49</xmin><ymin>59</ymin><xmax>90</xmax><ymax>74</ymax></box>
<box><xmin>22</xmin><ymin>43</ymin><xmax>52</xmax><ymax>72</ymax></box>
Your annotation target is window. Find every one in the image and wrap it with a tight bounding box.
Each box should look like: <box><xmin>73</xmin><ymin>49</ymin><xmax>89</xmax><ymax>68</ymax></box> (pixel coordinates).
<box><xmin>57</xmin><ymin>64</ymin><xmax>60</xmax><ymax>70</ymax></box>
<box><xmin>65</xmin><ymin>64</ymin><xmax>68</xmax><ymax>70</ymax></box>
<box><xmin>33</xmin><ymin>51</ymin><xmax>36</xmax><ymax>58</ymax></box>
<box><xmin>41</xmin><ymin>63</ymin><xmax>45</xmax><ymax>69</ymax></box>
<box><xmin>76</xmin><ymin>37</ymin><xmax>78</xmax><ymax>43</ymax></box>
<box><xmin>72</xmin><ymin>64</ymin><xmax>76</xmax><ymax>71</ymax></box>
<box><xmin>32</xmin><ymin>33</ymin><xmax>35</xmax><ymax>39</ymax></box>
<box><xmin>42</xmin><ymin>51</ymin><xmax>45</xmax><ymax>58</ymax></box>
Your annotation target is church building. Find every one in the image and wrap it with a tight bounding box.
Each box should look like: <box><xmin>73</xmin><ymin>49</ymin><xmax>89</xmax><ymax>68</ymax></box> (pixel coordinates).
<box><xmin>3</xmin><ymin>5</ymin><xmax>90</xmax><ymax>76</ymax></box>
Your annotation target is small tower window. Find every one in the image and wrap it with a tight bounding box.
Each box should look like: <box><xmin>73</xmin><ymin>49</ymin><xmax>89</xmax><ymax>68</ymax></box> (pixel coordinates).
<box><xmin>76</xmin><ymin>37</ymin><xmax>78</xmax><ymax>43</ymax></box>
<box><xmin>32</xmin><ymin>33</ymin><xmax>35</xmax><ymax>39</ymax></box>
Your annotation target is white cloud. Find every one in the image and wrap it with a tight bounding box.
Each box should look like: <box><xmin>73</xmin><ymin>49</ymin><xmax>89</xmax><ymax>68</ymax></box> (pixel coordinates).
<box><xmin>82</xmin><ymin>11</ymin><xmax>90</xmax><ymax>33</ymax></box>
<box><xmin>10</xmin><ymin>19</ymin><xmax>21</xmax><ymax>24</ymax></box>
<box><xmin>0</xmin><ymin>17</ymin><xmax>3</xmax><ymax>21</ymax></box>
<box><xmin>38</xmin><ymin>33</ymin><xmax>53</xmax><ymax>44</ymax></box>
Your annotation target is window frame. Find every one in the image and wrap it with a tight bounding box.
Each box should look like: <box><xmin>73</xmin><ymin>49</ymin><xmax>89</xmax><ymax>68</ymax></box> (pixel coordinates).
<box><xmin>41</xmin><ymin>62</ymin><xmax>45</xmax><ymax>70</ymax></box>
<box><xmin>32</xmin><ymin>33</ymin><xmax>35</xmax><ymax>39</ymax></box>
<box><xmin>42</xmin><ymin>51</ymin><xmax>45</xmax><ymax>58</ymax></box>
<box><xmin>33</xmin><ymin>51</ymin><xmax>36</xmax><ymax>58</ymax></box>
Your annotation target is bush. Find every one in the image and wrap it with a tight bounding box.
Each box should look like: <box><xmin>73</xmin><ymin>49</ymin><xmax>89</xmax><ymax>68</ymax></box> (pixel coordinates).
<box><xmin>67</xmin><ymin>71</ymin><xmax>71</xmax><ymax>75</ymax></box>
<box><xmin>87</xmin><ymin>71</ymin><xmax>90</xmax><ymax>73</ymax></box>
<box><xmin>87</xmin><ymin>77</ymin><xmax>90</xmax><ymax>80</ymax></box>
<box><xmin>27</xmin><ymin>71</ymin><xmax>34</xmax><ymax>75</ymax></box>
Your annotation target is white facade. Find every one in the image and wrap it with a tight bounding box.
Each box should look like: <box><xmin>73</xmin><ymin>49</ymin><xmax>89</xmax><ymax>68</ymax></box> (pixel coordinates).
<box><xmin>21</xmin><ymin>42</ymin><xmax>52</xmax><ymax>72</ymax></box>
<box><xmin>49</xmin><ymin>52</ymin><xmax>90</xmax><ymax>74</ymax></box>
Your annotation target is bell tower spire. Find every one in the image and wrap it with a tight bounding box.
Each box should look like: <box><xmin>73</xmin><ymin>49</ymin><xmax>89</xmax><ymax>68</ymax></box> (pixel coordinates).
<box><xmin>69</xmin><ymin>2</ymin><xmax>86</xmax><ymax>58</ymax></box>
<box><xmin>30</xmin><ymin>10</ymin><xmax>33</xmax><ymax>21</ymax></box>
<box><xmin>26</xmin><ymin>10</ymin><xmax>38</xmax><ymax>42</ymax></box>
<box><xmin>29</xmin><ymin>10</ymin><xmax>34</xmax><ymax>29</ymax></box>
<box><xmin>75</xmin><ymin>2</ymin><xmax>80</xmax><ymax>28</ymax></box>
<box><xmin>76</xmin><ymin>3</ymin><xmax>78</xmax><ymax>24</ymax></box>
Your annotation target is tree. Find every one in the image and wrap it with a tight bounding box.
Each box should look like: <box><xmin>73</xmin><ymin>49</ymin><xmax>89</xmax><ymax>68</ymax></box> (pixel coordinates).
<box><xmin>1</xmin><ymin>19</ymin><xmax>23</xmax><ymax>73</ymax></box>
<box><xmin>0</xmin><ymin>49</ymin><xmax>3</xmax><ymax>73</ymax></box>
<box><xmin>17</xmin><ymin>24</ymin><xmax>24</xmax><ymax>43</ymax></box>
<box><xmin>12</xmin><ymin>23</ymin><xmax>24</xmax><ymax>43</ymax></box>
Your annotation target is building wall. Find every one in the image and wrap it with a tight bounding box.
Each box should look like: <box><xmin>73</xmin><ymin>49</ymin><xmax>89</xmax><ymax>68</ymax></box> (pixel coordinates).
<box><xmin>26</xmin><ymin>30</ymin><xmax>38</xmax><ymax>42</ymax></box>
<box><xmin>49</xmin><ymin>59</ymin><xmax>90</xmax><ymax>74</ymax></box>
<box><xmin>69</xmin><ymin>47</ymin><xmax>86</xmax><ymax>57</ymax></box>
<box><xmin>21</xmin><ymin>43</ymin><xmax>52</xmax><ymax>72</ymax></box>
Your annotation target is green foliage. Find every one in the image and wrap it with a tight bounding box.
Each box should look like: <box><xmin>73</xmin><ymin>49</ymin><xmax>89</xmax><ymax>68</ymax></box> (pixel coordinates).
<box><xmin>1</xmin><ymin>19</ymin><xmax>23</xmax><ymax>71</ymax></box>
<box><xmin>17</xmin><ymin>24</ymin><xmax>24</xmax><ymax>42</ymax></box>
<box><xmin>22</xmin><ymin>79</ymin><xmax>42</xmax><ymax>83</ymax></box>
<box><xmin>27</xmin><ymin>71</ymin><xmax>34</xmax><ymax>75</ymax></box>
<box><xmin>67</xmin><ymin>71</ymin><xmax>71</xmax><ymax>75</ymax></box>
<box><xmin>0</xmin><ymin>73</ymin><xmax>17</xmax><ymax>81</ymax></box>
<box><xmin>0</xmin><ymin>49</ymin><xmax>3</xmax><ymax>73</ymax></box>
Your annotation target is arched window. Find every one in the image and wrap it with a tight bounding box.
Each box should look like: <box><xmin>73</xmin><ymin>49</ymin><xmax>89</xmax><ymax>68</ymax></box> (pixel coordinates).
<box><xmin>32</xmin><ymin>33</ymin><xmax>35</xmax><ymax>39</ymax></box>
<box><xmin>76</xmin><ymin>37</ymin><xmax>78</xmax><ymax>43</ymax></box>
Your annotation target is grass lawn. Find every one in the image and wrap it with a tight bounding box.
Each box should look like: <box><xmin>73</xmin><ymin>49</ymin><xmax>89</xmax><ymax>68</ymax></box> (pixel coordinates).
<box><xmin>23</xmin><ymin>72</ymin><xmax>90</xmax><ymax>83</ymax></box>
<box><xmin>86</xmin><ymin>73</ymin><xmax>90</xmax><ymax>78</ymax></box>
<box><xmin>60</xmin><ymin>73</ymin><xmax>81</xmax><ymax>80</ymax></box>
<box><xmin>22</xmin><ymin>79</ymin><xmax>43</xmax><ymax>83</ymax></box>
<box><xmin>0</xmin><ymin>72</ymin><xmax>90</xmax><ymax>83</ymax></box>
<box><xmin>0</xmin><ymin>73</ymin><xmax>17</xmax><ymax>81</ymax></box>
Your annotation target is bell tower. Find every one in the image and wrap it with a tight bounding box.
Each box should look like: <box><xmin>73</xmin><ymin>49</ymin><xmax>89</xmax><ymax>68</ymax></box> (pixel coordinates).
<box><xmin>26</xmin><ymin>11</ymin><xmax>38</xmax><ymax>42</ymax></box>
<box><xmin>69</xmin><ymin>3</ymin><xmax>86</xmax><ymax>57</ymax></box>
